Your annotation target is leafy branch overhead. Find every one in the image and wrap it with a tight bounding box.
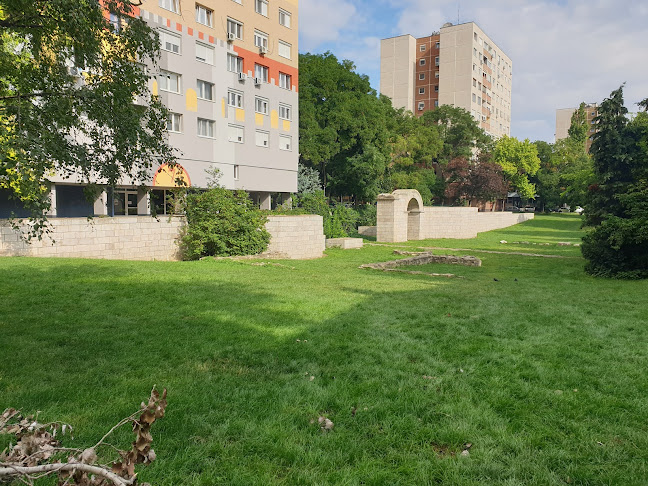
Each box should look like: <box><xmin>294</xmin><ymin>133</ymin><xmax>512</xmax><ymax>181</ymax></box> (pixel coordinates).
<box><xmin>0</xmin><ymin>0</ymin><xmax>175</xmax><ymax>236</ymax></box>
<box><xmin>0</xmin><ymin>387</ymin><xmax>168</xmax><ymax>486</ymax></box>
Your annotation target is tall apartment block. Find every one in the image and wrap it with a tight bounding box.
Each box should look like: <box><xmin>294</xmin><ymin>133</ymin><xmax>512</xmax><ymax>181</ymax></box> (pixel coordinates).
<box><xmin>1</xmin><ymin>0</ymin><xmax>298</xmax><ymax>219</ymax></box>
<box><xmin>380</xmin><ymin>22</ymin><xmax>512</xmax><ymax>139</ymax></box>
<box><xmin>556</xmin><ymin>103</ymin><xmax>599</xmax><ymax>152</ymax></box>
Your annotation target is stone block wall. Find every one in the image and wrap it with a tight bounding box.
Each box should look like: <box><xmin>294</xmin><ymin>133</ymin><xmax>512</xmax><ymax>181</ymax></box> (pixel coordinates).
<box><xmin>0</xmin><ymin>216</ymin><xmax>184</xmax><ymax>261</ymax></box>
<box><xmin>263</xmin><ymin>215</ymin><xmax>325</xmax><ymax>259</ymax></box>
<box><xmin>420</xmin><ymin>207</ymin><xmax>534</xmax><ymax>239</ymax></box>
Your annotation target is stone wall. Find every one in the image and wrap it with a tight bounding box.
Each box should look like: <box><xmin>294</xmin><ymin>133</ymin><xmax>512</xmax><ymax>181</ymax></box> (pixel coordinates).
<box><xmin>0</xmin><ymin>214</ymin><xmax>326</xmax><ymax>261</ymax></box>
<box><xmin>263</xmin><ymin>215</ymin><xmax>325</xmax><ymax>260</ymax></box>
<box><xmin>0</xmin><ymin>216</ymin><xmax>184</xmax><ymax>261</ymax></box>
<box><xmin>376</xmin><ymin>189</ymin><xmax>535</xmax><ymax>242</ymax></box>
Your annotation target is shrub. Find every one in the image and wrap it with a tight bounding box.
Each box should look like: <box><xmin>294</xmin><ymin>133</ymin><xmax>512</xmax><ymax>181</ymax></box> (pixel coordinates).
<box><xmin>180</xmin><ymin>188</ymin><xmax>270</xmax><ymax>260</ymax></box>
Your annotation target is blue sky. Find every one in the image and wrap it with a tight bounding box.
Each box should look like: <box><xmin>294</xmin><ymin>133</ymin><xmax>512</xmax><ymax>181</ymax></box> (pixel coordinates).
<box><xmin>298</xmin><ymin>0</ymin><xmax>648</xmax><ymax>143</ymax></box>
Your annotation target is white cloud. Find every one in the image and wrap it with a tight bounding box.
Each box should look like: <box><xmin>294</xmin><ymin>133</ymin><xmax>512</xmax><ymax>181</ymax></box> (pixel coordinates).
<box><xmin>299</xmin><ymin>0</ymin><xmax>357</xmax><ymax>51</ymax></box>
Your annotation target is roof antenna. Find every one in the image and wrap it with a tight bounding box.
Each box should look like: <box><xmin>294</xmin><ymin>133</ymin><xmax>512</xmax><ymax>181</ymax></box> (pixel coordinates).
<box><xmin>457</xmin><ymin>1</ymin><xmax>460</xmax><ymax>24</ymax></box>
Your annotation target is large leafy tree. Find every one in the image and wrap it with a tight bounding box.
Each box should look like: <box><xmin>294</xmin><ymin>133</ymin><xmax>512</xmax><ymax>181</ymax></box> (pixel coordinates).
<box><xmin>492</xmin><ymin>136</ymin><xmax>540</xmax><ymax>200</ymax></box>
<box><xmin>581</xmin><ymin>86</ymin><xmax>648</xmax><ymax>278</ymax></box>
<box><xmin>299</xmin><ymin>52</ymin><xmax>392</xmax><ymax>201</ymax></box>
<box><xmin>0</xmin><ymin>0</ymin><xmax>174</xmax><ymax>235</ymax></box>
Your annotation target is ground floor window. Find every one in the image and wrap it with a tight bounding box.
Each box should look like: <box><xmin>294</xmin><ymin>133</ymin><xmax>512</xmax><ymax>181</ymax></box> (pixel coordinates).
<box><xmin>108</xmin><ymin>189</ymin><xmax>138</xmax><ymax>216</ymax></box>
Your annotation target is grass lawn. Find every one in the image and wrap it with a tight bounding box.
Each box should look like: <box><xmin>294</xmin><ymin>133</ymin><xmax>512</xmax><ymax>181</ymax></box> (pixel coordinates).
<box><xmin>1</xmin><ymin>214</ymin><xmax>647</xmax><ymax>485</ymax></box>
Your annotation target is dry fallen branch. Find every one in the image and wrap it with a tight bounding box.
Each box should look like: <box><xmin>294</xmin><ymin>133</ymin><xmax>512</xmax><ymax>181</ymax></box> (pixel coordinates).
<box><xmin>0</xmin><ymin>387</ymin><xmax>167</xmax><ymax>486</ymax></box>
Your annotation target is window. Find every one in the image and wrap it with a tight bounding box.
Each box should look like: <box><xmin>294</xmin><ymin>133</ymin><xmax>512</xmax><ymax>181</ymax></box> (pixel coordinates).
<box><xmin>158</xmin><ymin>70</ymin><xmax>180</xmax><ymax>93</ymax></box>
<box><xmin>474</xmin><ymin>32</ymin><xmax>478</xmax><ymax>41</ymax></box>
<box><xmin>254</xmin><ymin>64</ymin><xmax>269</xmax><ymax>82</ymax></box>
<box><xmin>435</xmin><ymin>42</ymin><xmax>440</xmax><ymax>49</ymax></box>
<box><xmin>227</xmin><ymin>18</ymin><xmax>243</xmax><ymax>39</ymax></box>
<box><xmin>160</xmin><ymin>30</ymin><xmax>181</xmax><ymax>54</ymax></box>
<box><xmin>478</xmin><ymin>96</ymin><xmax>482</xmax><ymax>106</ymax></box>
<box><xmin>473</xmin><ymin>78</ymin><xmax>477</xmax><ymax>87</ymax></box>
<box><xmin>159</xmin><ymin>0</ymin><xmax>179</xmax><ymax>13</ymax></box>
<box><xmin>227</xmin><ymin>53</ymin><xmax>243</xmax><ymax>73</ymax></box>
<box><xmin>255</xmin><ymin>130</ymin><xmax>269</xmax><ymax>147</ymax></box>
<box><xmin>419</xmin><ymin>59</ymin><xmax>426</xmax><ymax>66</ymax></box>
<box><xmin>197</xmin><ymin>118</ymin><xmax>215</xmax><ymax>138</ymax></box>
<box><xmin>167</xmin><ymin>113</ymin><xmax>182</xmax><ymax>132</ymax></box>
<box><xmin>279</xmin><ymin>135</ymin><xmax>292</xmax><ymax>151</ymax></box>
<box><xmin>195</xmin><ymin>4</ymin><xmax>213</xmax><ymax>26</ymax></box>
<box><xmin>420</xmin><ymin>45</ymin><xmax>426</xmax><ymax>52</ymax></box>
<box><xmin>228</xmin><ymin>125</ymin><xmax>244</xmax><ymax>143</ymax></box>
<box><xmin>254</xmin><ymin>30</ymin><xmax>268</xmax><ymax>49</ymax></box>
<box><xmin>109</xmin><ymin>13</ymin><xmax>128</xmax><ymax>32</ymax></box>
<box><xmin>195</xmin><ymin>43</ymin><xmax>214</xmax><ymax>64</ymax></box>
<box><xmin>434</xmin><ymin>85</ymin><xmax>439</xmax><ymax>92</ymax></box>
<box><xmin>278</xmin><ymin>104</ymin><xmax>291</xmax><ymax>120</ymax></box>
<box><xmin>255</xmin><ymin>0</ymin><xmax>268</xmax><ymax>16</ymax></box>
<box><xmin>418</xmin><ymin>102</ymin><xmax>424</xmax><ymax>111</ymax></box>
<box><xmin>228</xmin><ymin>90</ymin><xmax>243</xmax><ymax>108</ymax></box>
<box><xmin>278</xmin><ymin>41</ymin><xmax>291</xmax><ymax>59</ymax></box>
<box><xmin>419</xmin><ymin>87</ymin><xmax>425</xmax><ymax>95</ymax></box>
<box><xmin>435</xmin><ymin>71</ymin><xmax>439</xmax><ymax>78</ymax></box>
<box><xmin>472</xmin><ymin>93</ymin><xmax>476</xmax><ymax>102</ymax></box>
<box><xmin>434</xmin><ymin>100</ymin><xmax>439</xmax><ymax>108</ymax></box>
<box><xmin>279</xmin><ymin>72</ymin><xmax>292</xmax><ymax>89</ymax></box>
<box><xmin>151</xmin><ymin>190</ymin><xmax>179</xmax><ymax>216</ymax></box>
<box><xmin>197</xmin><ymin>79</ymin><xmax>214</xmax><ymax>100</ymax></box>
<box><xmin>279</xmin><ymin>9</ymin><xmax>292</xmax><ymax>28</ymax></box>
<box><xmin>255</xmin><ymin>97</ymin><xmax>269</xmax><ymax>115</ymax></box>
<box><xmin>419</xmin><ymin>73</ymin><xmax>425</xmax><ymax>80</ymax></box>
<box><xmin>112</xmin><ymin>190</ymin><xmax>139</xmax><ymax>216</ymax></box>
<box><xmin>435</xmin><ymin>56</ymin><xmax>439</xmax><ymax>66</ymax></box>
<box><xmin>233</xmin><ymin>165</ymin><xmax>240</xmax><ymax>180</ymax></box>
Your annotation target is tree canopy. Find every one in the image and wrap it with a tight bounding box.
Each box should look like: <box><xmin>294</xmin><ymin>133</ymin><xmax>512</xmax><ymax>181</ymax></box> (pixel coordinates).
<box><xmin>0</xmin><ymin>0</ymin><xmax>174</xmax><ymax>234</ymax></box>
<box><xmin>492</xmin><ymin>136</ymin><xmax>540</xmax><ymax>199</ymax></box>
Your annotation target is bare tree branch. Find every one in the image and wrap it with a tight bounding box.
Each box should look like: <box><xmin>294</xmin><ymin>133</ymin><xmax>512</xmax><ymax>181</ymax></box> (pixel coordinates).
<box><xmin>0</xmin><ymin>463</ymin><xmax>134</xmax><ymax>486</ymax></box>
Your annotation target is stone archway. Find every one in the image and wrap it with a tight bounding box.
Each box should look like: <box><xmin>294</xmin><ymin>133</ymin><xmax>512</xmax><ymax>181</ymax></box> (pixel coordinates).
<box><xmin>376</xmin><ymin>189</ymin><xmax>424</xmax><ymax>242</ymax></box>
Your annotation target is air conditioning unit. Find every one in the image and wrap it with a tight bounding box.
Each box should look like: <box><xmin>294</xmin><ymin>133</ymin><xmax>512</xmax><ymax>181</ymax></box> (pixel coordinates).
<box><xmin>253</xmin><ymin>77</ymin><xmax>262</xmax><ymax>86</ymax></box>
<box><xmin>259</xmin><ymin>46</ymin><xmax>268</xmax><ymax>55</ymax></box>
<box><xmin>227</xmin><ymin>33</ymin><xmax>236</xmax><ymax>42</ymax></box>
<box><xmin>238</xmin><ymin>72</ymin><xmax>246</xmax><ymax>82</ymax></box>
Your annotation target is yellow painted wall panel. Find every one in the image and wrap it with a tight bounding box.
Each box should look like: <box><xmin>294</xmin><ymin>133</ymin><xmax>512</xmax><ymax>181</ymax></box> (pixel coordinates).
<box><xmin>152</xmin><ymin>80</ymin><xmax>158</xmax><ymax>96</ymax></box>
<box><xmin>255</xmin><ymin>113</ymin><xmax>264</xmax><ymax>126</ymax></box>
<box><xmin>271</xmin><ymin>110</ymin><xmax>279</xmax><ymax>129</ymax></box>
<box><xmin>236</xmin><ymin>109</ymin><xmax>245</xmax><ymax>122</ymax></box>
<box><xmin>282</xmin><ymin>120</ymin><xmax>291</xmax><ymax>132</ymax></box>
<box><xmin>186</xmin><ymin>89</ymin><xmax>197</xmax><ymax>112</ymax></box>
<box><xmin>221</xmin><ymin>98</ymin><xmax>226</xmax><ymax>118</ymax></box>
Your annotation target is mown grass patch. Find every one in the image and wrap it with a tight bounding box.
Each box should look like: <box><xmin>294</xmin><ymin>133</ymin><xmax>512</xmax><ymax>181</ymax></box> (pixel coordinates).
<box><xmin>1</xmin><ymin>214</ymin><xmax>647</xmax><ymax>485</ymax></box>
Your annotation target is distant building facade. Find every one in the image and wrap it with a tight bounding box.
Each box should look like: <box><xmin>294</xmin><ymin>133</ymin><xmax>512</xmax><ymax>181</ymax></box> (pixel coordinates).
<box><xmin>555</xmin><ymin>103</ymin><xmax>599</xmax><ymax>152</ymax></box>
<box><xmin>380</xmin><ymin>22</ymin><xmax>513</xmax><ymax>139</ymax></box>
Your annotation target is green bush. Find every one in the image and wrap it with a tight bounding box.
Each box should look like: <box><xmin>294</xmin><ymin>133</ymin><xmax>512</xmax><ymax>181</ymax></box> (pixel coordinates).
<box><xmin>180</xmin><ymin>188</ymin><xmax>270</xmax><ymax>260</ymax></box>
<box><xmin>355</xmin><ymin>203</ymin><xmax>377</xmax><ymax>227</ymax></box>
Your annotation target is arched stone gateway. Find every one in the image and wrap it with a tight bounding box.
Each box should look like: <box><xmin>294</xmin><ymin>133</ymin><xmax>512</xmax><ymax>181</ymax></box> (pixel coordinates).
<box><xmin>376</xmin><ymin>189</ymin><xmax>424</xmax><ymax>243</ymax></box>
<box><xmin>375</xmin><ymin>189</ymin><xmax>535</xmax><ymax>242</ymax></box>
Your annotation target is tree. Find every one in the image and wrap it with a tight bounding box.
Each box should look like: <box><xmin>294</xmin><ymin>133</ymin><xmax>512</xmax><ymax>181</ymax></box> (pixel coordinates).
<box><xmin>0</xmin><ymin>0</ymin><xmax>174</xmax><ymax>237</ymax></box>
<box><xmin>492</xmin><ymin>136</ymin><xmax>540</xmax><ymax>200</ymax></box>
<box><xmin>420</xmin><ymin>105</ymin><xmax>490</xmax><ymax>166</ymax></box>
<box><xmin>298</xmin><ymin>52</ymin><xmax>392</xmax><ymax>200</ymax></box>
<box><xmin>443</xmin><ymin>157</ymin><xmax>507</xmax><ymax>206</ymax></box>
<box><xmin>568</xmin><ymin>102</ymin><xmax>588</xmax><ymax>146</ymax></box>
<box><xmin>297</xmin><ymin>163</ymin><xmax>322</xmax><ymax>194</ymax></box>
<box><xmin>581</xmin><ymin>86</ymin><xmax>648</xmax><ymax>278</ymax></box>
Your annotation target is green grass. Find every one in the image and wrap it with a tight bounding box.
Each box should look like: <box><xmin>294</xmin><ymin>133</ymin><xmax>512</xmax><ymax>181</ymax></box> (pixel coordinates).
<box><xmin>1</xmin><ymin>214</ymin><xmax>647</xmax><ymax>485</ymax></box>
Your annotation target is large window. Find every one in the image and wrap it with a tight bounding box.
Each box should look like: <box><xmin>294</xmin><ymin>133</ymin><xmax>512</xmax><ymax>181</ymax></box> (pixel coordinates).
<box><xmin>255</xmin><ymin>97</ymin><xmax>269</xmax><ymax>115</ymax></box>
<box><xmin>278</xmin><ymin>41</ymin><xmax>291</xmax><ymax>59</ymax></box>
<box><xmin>195</xmin><ymin>4</ymin><xmax>213</xmax><ymax>26</ymax></box>
<box><xmin>279</xmin><ymin>135</ymin><xmax>292</xmax><ymax>151</ymax></box>
<box><xmin>228</xmin><ymin>90</ymin><xmax>243</xmax><ymax>108</ymax></box>
<box><xmin>255</xmin><ymin>130</ymin><xmax>269</xmax><ymax>147</ymax></box>
<box><xmin>195</xmin><ymin>42</ymin><xmax>214</xmax><ymax>64</ymax></box>
<box><xmin>159</xmin><ymin>0</ymin><xmax>179</xmax><ymax>13</ymax></box>
<box><xmin>111</xmin><ymin>189</ymin><xmax>139</xmax><ymax>216</ymax></box>
<box><xmin>254</xmin><ymin>30</ymin><xmax>268</xmax><ymax>49</ymax></box>
<box><xmin>167</xmin><ymin>113</ymin><xmax>182</xmax><ymax>132</ymax></box>
<box><xmin>227</xmin><ymin>18</ymin><xmax>243</xmax><ymax>39</ymax></box>
<box><xmin>158</xmin><ymin>70</ymin><xmax>180</xmax><ymax>93</ymax></box>
<box><xmin>160</xmin><ymin>30</ymin><xmax>181</xmax><ymax>54</ymax></box>
<box><xmin>279</xmin><ymin>72</ymin><xmax>291</xmax><ymax>90</ymax></box>
<box><xmin>255</xmin><ymin>0</ymin><xmax>268</xmax><ymax>16</ymax></box>
<box><xmin>254</xmin><ymin>64</ymin><xmax>269</xmax><ymax>82</ymax></box>
<box><xmin>197</xmin><ymin>118</ymin><xmax>215</xmax><ymax>138</ymax></box>
<box><xmin>227</xmin><ymin>53</ymin><xmax>243</xmax><ymax>73</ymax></box>
<box><xmin>228</xmin><ymin>125</ymin><xmax>244</xmax><ymax>143</ymax></box>
<box><xmin>197</xmin><ymin>79</ymin><xmax>214</xmax><ymax>100</ymax></box>
<box><xmin>278</xmin><ymin>9</ymin><xmax>291</xmax><ymax>28</ymax></box>
<box><xmin>278</xmin><ymin>103</ymin><xmax>291</xmax><ymax>120</ymax></box>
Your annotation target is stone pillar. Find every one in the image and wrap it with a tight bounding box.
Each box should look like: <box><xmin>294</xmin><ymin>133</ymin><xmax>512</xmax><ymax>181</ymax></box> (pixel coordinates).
<box><xmin>46</xmin><ymin>184</ymin><xmax>57</xmax><ymax>217</ymax></box>
<box><xmin>137</xmin><ymin>188</ymin><xmax>151</xmax><ymax>216</ymax></box>
<box><xmin>279</xmin><ymin>193</ymin><xmax>292</xmax><ymax>209</ymax></box>
<box><xmin>259</xmin><ymin>192</ymin><xmax>271</xmax><ymax>210</ymax></box>
<box><xmin>377</xmin><ymin>194</ymin><xmax>397</xmax><ymax>242</ymax></box>
<box><xmin>94</xmin><ymin>189</ymin><xmax>109</xmax><ymax>216</ymax></box>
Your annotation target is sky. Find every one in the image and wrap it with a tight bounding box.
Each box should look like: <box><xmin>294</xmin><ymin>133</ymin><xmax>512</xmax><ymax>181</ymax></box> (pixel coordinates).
<box><xmin>298</xmin><ymin>0</ymin><xmax>648</xmax><ymax>143</ymax></box>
